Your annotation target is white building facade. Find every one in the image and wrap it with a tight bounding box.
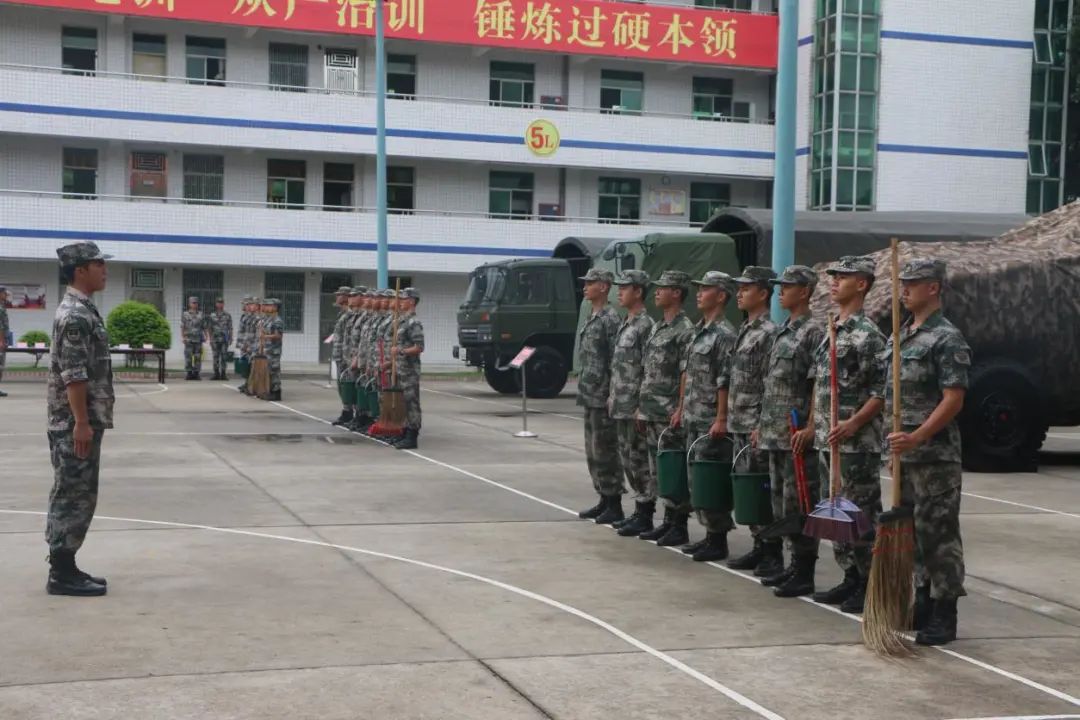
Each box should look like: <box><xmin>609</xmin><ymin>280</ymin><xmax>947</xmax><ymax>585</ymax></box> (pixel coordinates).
<box><xmin>0</xmin><ymin>0</ymin><xmax>1065</xmax><ymax>365</ymax></box>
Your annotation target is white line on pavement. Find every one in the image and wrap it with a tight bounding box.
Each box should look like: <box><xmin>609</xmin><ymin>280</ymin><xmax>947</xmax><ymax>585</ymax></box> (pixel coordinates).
<box><xmin>960</xmin><ymin>493</ymin><xmax>1080</xmax><ymax>520</ymax></box>
<box><xmin>422</xmin><ymin>386</ymin><xmax>584</xmax><ymax>422</ymax></box>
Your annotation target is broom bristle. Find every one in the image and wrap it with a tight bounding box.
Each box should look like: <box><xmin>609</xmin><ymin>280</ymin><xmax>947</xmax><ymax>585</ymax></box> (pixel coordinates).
<box><xmin>862</xmin><ymin>518</ymin><xmax>915</xmax><ymax>656</ymax></box>
<box><xmin>248</xmin><ymin>357</ymin><xmax>270</xmax><ymax>399</ymax></box>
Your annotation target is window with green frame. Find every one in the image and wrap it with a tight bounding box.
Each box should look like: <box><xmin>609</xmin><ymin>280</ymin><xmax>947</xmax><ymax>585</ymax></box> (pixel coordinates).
<box><xmin>690</xmin><ymin>182</ymin><xmax>731</xmax><ymax>225</ymax></box>
<box><xmin>692</xmin><ymin>76</ymin><xmax>734</xmax><ymax>119</ymax></box>
<box><xmin>600</xmin><ymin>70</ymin><xmax>644</xmax><ymax>115</ymax></box>
<box><xmin>267</xmin><ymin>159</ymin><xmax>306</xmax><ymax>209</ymax></box>
<box><xmin>265</xmin><ymin>272</ymin><xmax>305</xmax><ymax>332</ymax></box>
<box><xmin>489</xmin><ymin>171</ymin><xmax>534</xmax><ymax>219</ymax></box>
<box><xmin>489</xmin><ymin>61</ymin><xmax>534</xmax><ymax>107</ymax></box>
<box><xmin>695</xmin><ymin>0</ymin><xmax>752</xmax><ymax>8</ymax></box>
<box><xmin>598</xmin><ymin>177</ymin><xmax>641</xmax><ymax>224</ymax></box>
<box><xmin>1026</xmin><ymin>0</ymin><xmax>1070</xmax><ymax>214</ymax></box>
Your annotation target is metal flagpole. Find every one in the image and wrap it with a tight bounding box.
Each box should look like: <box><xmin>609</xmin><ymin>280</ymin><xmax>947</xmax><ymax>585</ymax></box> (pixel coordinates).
<box><xmin>771</xmin><ymin>0</ymin><xmax>798</xmax><ymax>319</ymax></box>
<box><xmin>375</xmin><ymin>0</ymin><xmax>389</xmax><ymax>290</ymax></box>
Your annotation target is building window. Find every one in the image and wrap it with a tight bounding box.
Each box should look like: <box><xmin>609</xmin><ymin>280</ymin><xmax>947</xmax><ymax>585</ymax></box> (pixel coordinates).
<box><xmin>269</xmin><ymin>42</ymin><xmax>308</xmax><ymax>91</ymax></box>
<box><xmin>598</xmin><ymin>177</ymin><xmax>641</xmax><ymax>224</ymax></box>
<box><xmin>182</xmin><ymin>269</ymin><xmax>224</xmax><ymax>317</ymax></box>
<box><xmin>130</xmin><ymin>151</ymin><xmax>168</xmax><ymax>198</ymax></box>
<box><xmin>690</xmin><ymin>182</ymin><xmax>731</xmax><ymax>225</ymax></box>
<box><xmin>388</xmin><ymin>166</ymin><xmax>415</xmax><ymax>214</ymax></box>
<box><xmin>62</xmin><ymin>148</ymin><xmax>98</xmax><ymax>199</ymax></box>
<box><xmin>62</xmin><ymin>27</ymin><xmax>97</xmax><ymax>75</ymax></box>
<box><xmin>696</xmin><ymin>0</ymin><xmax>753</xmax><ymax>8</ymax></box>
<box><xmin>267</xmin><ymin>159</ymin><xmax>306</xmax><ymax>209</ymax></box>
<box><xmin>186</xmin><ymin>36</ymin><xmax>226</xmax><ymax>86</ymax></box>
<box><xmin>600</xmin><ymin>70</ymin><xmax>644</xmax><ymax>115</ymax></box>
<box><xmin>389</xmin><ymin>275</ymin><xmax>414</xmax><ymax>292</ymax></box>
<box><xmin>692</xmin><ymin>76</ymin><xmax>734</xmax><ymax>119</ymax></box>
<box><xmin>323</xmin><ymin>162</ymin><xmax>354</xmax><ymax>210</ymax></box>
<box><xmin>130</xmin><ymin>268</ymin><xmax>165</xmax><ymax>315</ymax></box>
<box><xmin>265</xmin><ymin>272</ymin><xmax>305</xmax><ymax>332</ymax></box>
<box><xmin>387</xmin><ymin>54</ymin><xmax>417</xmax><ymax>98</ymax></box>
<box><xmin>489</xmin><ymin>61</ymin><xmax>535</xmax><ymax>107</ymax></box>
<box><xmin>489</xmin><ymin>171</ymin><xmax>534</xmax><ymax>219</ymax></box>
<box><xmin>132</xmin><ymin>33</ymin><xmax>166</xmax><ymax>79</ymax></box>
<box><xmin>1026</xmin><ymin>0</ymin><xmax>1071</xmax><ymax>214</ymax></box>
<box><xmin>183</xmin><ymin>154</ymin><xmax>224</xmax><ymax>204</ymax></box>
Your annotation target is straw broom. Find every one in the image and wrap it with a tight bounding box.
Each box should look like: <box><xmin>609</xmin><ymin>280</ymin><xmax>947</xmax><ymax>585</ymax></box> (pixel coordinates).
<box><xmin>247</xmin><ymin>337</ymin><xmax>270</xmax><ymax>400</ymax></box>
<box><xmin>376</xmin><ymin>280</ymin><xmax>406</xmax><ymax>435</ymax></box>
<box><xmin>862</xmin><ymin>238</ymin><xmax>915</xmax><ymax>656</ymax></box>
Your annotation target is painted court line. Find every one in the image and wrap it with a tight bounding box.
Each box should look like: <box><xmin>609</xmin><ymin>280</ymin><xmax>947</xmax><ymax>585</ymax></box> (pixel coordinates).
<box><xmin>960</xmin><ymin>493</ymin><xmax>1080</xmax><ymax>520</ymax></box>
<box><xmin>422</xmin><ymin>386</ymin><xmax>584</xmax><ymax>422</ymax></box>
<box><xmin>0</xmin><ymin>509</ymin><xmax>784</xmax><ymax>720</ymax></box>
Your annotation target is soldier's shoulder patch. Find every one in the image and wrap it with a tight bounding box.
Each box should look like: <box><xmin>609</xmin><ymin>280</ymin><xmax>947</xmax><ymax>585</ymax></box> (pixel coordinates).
<box><xmin>953</xmin><ymin>349</ymin><xmax>971</xmax><ymax>365</ymax></box>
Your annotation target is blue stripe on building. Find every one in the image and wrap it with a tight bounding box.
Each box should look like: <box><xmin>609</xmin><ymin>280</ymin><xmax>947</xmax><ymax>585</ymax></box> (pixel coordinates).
<box><xmin>880</xmin><ymin>30</ymin><xmax>1033</xmax><ymax>49</ymax></box>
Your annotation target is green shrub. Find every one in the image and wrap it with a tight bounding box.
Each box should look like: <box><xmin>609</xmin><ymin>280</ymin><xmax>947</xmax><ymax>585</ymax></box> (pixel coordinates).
<box><xmin>18</xmin><ymin>330</ymin><xmax>50</xmax><ymax>346</ymax></box>
<box><xmin>106</xmin><ymin>301</ymin><xmax>172</xmax><ymax>350</ymax></box>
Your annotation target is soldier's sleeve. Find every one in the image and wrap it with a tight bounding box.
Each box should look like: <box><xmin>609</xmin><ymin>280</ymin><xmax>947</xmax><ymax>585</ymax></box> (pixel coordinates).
<box><xmin>935</xmin><ymin>330</ymin><xmax>971</xmax><ymax>390</ymax></box>
<box><xmin>802</xmin><ymin>323</ymin><xmax>825</xmax><ymax>378</ymax></box>
<box><xmin>0</xmin><ymin>306</ymin><xmax>8</xmax><ymax>336</ymax></box>
<box><xmin>677</xmin><ymin>322</ymin><xmax>694</xmax><ymax>373</ymax></box>
<box><xmin>861</xmin><ymin>328</ymin><xmax>888</xmax><ymax>399</ymax></box>
<box><xmin>58</xmin><ymin>315</ymin><xmax>92</xmax><ymax>385</ymax></box>
<box><xmin>408</xmin><ymin>319</ymin><xmax>425</xmax><ymax>352</ymax></box>
<box><xmin>604</xmin><ymin>312</ymin><xmax>620</xmax><ymax>361</ymax></box>
<box><xmin>715</xmin><ymin>330</ymin><xmax>735</xmax><ymax>389</ymax></box>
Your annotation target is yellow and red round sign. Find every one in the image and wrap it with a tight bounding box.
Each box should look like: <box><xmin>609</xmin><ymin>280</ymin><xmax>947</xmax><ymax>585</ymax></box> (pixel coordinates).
<box><xmin>525</xmin><ymin>119</ymin><xmax>560</xmax><ymax>156</ymax></box>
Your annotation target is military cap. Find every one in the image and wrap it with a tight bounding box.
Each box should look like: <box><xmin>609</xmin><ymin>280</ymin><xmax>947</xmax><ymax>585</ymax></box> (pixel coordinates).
<box><xmin>579</xmin><ymin>268</ymin><xmax>615</xmax><ymax>284</ymax></box>
<box><xmin>827</xmin><ymin>255</ymin><xmax>878</xmax><ymax>276</ymax></box>
<box><xmin>402</xmin><ymin>287</ymin><xmax>420</xmax><ymax>300</ymax></box>
<box><xmin>899</xmin><ymin>258</ymin><xmax>947</xmax><ymax>282</ymax></box>
<box><xmin>692</xmin><ymin>270</ymin><xmax>736</xmax><ymax>296</ymax></box>
<box><xmin>770</xmin><ymin>265</ymin><xmax>818</xmax><ymax>287</ymax></box>
<box><xmin>380</xmin><ymin>289</ymin><xmax>395</xmax><ymax>297</ymax></box>
<box><xmin>335</xmin><ymin>285</ymin><xmax>352</xmax><ymax>295</ymax></box>
<box><xmin>613</xmin><ymin>269</ymin><xmax>650</xmax><ymax>287</ymax></box>
<box><xmin>0</xmin><ymin>286</ymin><xmax>7</xmax><ymax>294</ymax></box>
<box><xmin>56</xmin><ymin>241</ymin><xmax>111</xmax><ymax>266</ymax></box>
<box><xmin>187</xmin><ymin>296</ymin><xmax>199</xmax><ymax>304</ymax></box>
<box><xmin>242</xmin><ymin>295</ymin><xmax>254</xmax><ymax>303</ymax></box>
<box><xmin>251</xmin><ymin>297</ymin><xmax>263</xmax><ymax>305</ymax></box>
<box><xmin>651</xmin><ymin>270</ymin><xmax>692</xmax><ymax>288</ymax></box>
<box><xmin>215</xmin><ymin>296</ymin><xmax>224</xmax><ymax>303</ymax></box>
<box><xmin>733</xmin><ymin>265</ymin><xmax>777</xmax><ymax>284</ymax></box>
<box><xmin>349</xmin><ymin>287</ymin><xmax>365</xmax><ymax>297</ymax></box>
<box><xmin>264</xmin><ymin>298</ymin><xmax>281</xmax><ymax>306</ymax></box>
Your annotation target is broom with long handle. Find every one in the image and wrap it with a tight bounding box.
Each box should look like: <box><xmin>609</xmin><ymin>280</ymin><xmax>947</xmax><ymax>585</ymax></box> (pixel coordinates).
<box><xmin>377</xmin><ymin>279</ymin><xmax>406</xmax><ymax>435</ymax></box>
<box><xmin>862</xmin><ymin>238</ymin><xmax>915</xmax><ymax>656</ymax></box>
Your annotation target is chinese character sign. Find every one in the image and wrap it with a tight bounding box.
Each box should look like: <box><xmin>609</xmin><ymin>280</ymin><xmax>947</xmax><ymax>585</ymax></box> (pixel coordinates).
<box><xmin>22</xmin><ymin>0</ymin><xmax>777</xmax><ymax>68</ymax></box>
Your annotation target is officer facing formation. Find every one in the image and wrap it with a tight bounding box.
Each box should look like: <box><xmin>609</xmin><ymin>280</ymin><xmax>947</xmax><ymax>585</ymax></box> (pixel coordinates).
<box><xmin>181</xmin><ymin>296</ymin><xmax>208</xmax><ymax>381</ymax></box>
<box><xmin>260</xmin><ymin>298</ymin><xmax>285</xmax><ymax>401</ymax></box>
<box><xmin>237</xmin><ymin>296</ymin><xmax>260</xmax><ymax>394</ymax></box>
<box><xmin>207</xmin><ymin>297</ymin><xmax>233</xmax><ymax>381</ymax></box>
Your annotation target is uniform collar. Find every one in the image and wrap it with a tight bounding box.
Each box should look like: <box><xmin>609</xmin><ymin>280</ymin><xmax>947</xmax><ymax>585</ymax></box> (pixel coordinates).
<box><xmin>781</xmin><ymin>313</ymin><xmax>809</xmax><ymax>333</ymax></box>
<box><xmin>657</xmin><ymin>310</ymin><xmax>685</xmax><ymax>327</ymax></box>
<box><xmin>65</xmin><ymin>286</ymin><xmax>99</xmax><ymax>314</ymax></box>
<box><xmin>902</xmin><ymin>308</ymin><xmax>944</xmax><ymax>337</ymax></box>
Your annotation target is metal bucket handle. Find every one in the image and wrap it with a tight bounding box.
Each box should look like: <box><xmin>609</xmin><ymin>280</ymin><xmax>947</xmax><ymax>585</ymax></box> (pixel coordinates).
<box><xmin>687</xmin><ymin>433</ymin><xmax>734</xmax><ymax>466</ymax></box>
<box><xmin>732</xmin><ymin>443</ymin><xmax>754</xmax><ymax>472</ymax></box>
<box><xmin>656</xmin><ymin>425</ymin><xmax>676</xmax><ymax>454</ymax></box>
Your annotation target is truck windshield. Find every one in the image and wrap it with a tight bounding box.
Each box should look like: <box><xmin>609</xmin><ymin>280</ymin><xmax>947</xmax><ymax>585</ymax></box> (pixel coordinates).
<box><xmin>464</xmin><ymin>267</ymin><xmax>506</xmax><ymax>305</ymax></box>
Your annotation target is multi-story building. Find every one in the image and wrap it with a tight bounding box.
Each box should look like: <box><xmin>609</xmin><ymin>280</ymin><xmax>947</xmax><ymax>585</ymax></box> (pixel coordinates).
<box><xmin>0</xmin><ymin>0</ymin><xmax>1069</xmax><ymax>366</ymax></box>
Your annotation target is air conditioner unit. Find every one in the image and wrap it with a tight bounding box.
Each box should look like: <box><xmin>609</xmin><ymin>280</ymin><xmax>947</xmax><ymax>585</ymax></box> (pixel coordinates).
<box><xmin>538</xmin><ymin>203</ymin><xmax>563</xmax><ymax>220</ymax></box>
<box><xmin>130</xmin><ymin>152</ymin><xmax>167</xmax><ymax>198</ymax></box>
<box><xmin>540</xmin><ymin>95</ymin><xmax>567</xmax><ymax>110</ymax></box>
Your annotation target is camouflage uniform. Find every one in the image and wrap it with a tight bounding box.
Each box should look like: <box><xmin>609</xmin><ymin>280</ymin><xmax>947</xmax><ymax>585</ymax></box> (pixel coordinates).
<box><xmin>207</xmin><ymin>304</ymin><xmax>233</xmax><ymax>378</ymax></box>
<box><xmin>47</xmin><ymin>244</ymin><xmax>115</xmax><ymax>556</ymax></box>
<box><xmin>330</xmin><ymin>287</ymin><xmax>352</xmax><ymax>376</ymax></box>
<box><xmin>394</xmin><ymin>289</ymin><xmax>425</xmax><ymax>430</ymax></box>
<box><xmin>609</xmin><ymin>271</ymin><xmax>654</xmax><ymax>503</ymax></box>
<box><xmin>883</xmin><ymin>260</ymin><xmax>971</xmax><ymax>601</ymax></box>
<box><xmin>577</xmin><ymin>269</ymin><xmax>623</xmax><ymax>497</ymax></box>
<box><xmin>181</xmin><ymin>301</ymin><xmax>207</xmax><ymax>377</ymax></box>
<box><xmin>263</xmin><ymin>301</ymin><xmax>285</xmax><ymax>394</ymax></box>
<box><xmin>0</xmin><ymin>291</ymin><xmax>8</xmax><ymax>387</ymax></box>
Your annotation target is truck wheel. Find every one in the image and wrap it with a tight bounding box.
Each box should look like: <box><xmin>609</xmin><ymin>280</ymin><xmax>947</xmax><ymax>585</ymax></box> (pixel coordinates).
<box><xmin>483</xmin><ymin>364</ymin><xmax>521</xmax><ymax>395</ymax></box>
<box><xmin>960</xmin><ymin>361</ymin><xmax>1047</xmax><ymax>473</ymax></box>
<box><xmin>524</xmin><ymin>346</ymin><xmax>568</xmax><ymax>399</ymax></box>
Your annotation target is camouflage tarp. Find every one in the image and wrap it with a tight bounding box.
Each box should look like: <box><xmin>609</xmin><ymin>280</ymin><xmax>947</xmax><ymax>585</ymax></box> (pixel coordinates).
<box><xmin>809</xmin><ymin>199</ymin><xmax>1080</xmax><ymax>426</ymax></box>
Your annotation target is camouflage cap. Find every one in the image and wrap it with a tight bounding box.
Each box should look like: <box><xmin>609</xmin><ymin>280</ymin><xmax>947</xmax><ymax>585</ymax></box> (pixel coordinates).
<box><xmin>264</xmin><ymin>298</ymin><xmax>281</xmax><ymax>307</ymax></box>
<box><xmin>251</xmin><ymin>297</ymin><xmax>263</xmax><ymax>305</ymax></box>
<box><xmin>827</xmin><ymin>255</ymin><xmax>878</xmax><ymax>276</ymax></box>
<box><xmin>187</xmin><ymin>296</ymin><xmax>199</xmax><ymax>304</ymax></box>
<box><xmin>733</xmin><ymin>266</ymin><xmax>778</xmax><ymax>284</ymax></box>
<box><xmin>56</xmin><ymin>241</ymin><xmax>111</xmax><ymax>266</ymax></box>
<box><xmin>402</xmin><ymin>287</ymin><xmax>420</xmax><ymax>300</ymax></box>
<box><xmin>612</xmin><ymin>269</ymin><xmax>651</xmax><ymax>287</ymax></box>
<box><xmin>651</xmin><ymin>270</ymin><xmax>692</xmax><ymax>288</ymax></box>
<box><xmin>215</xmin><ymin>296</ymin><xmax>224</xmax><ymax>303</ymax></box>
<box><xmin>349</xmin><ymin>286</ymin><xmax>367</xmax><ymax>296</ymax></box>
<box><xmin>770</xmin><ymin>265</ymin><xmax>818</xmax><ymax>287</ymax></box>
<box><xmin>380</xmin><ymin>289</ymin><xmax>395</xmax><ymax>297</ymax></box>
<box><xmin>899</xmin><ymin>258</ymin><xmax>947</xmax><ymax>282</ymax></box>
<box><xmin>692</xmin><ymin>270</ymin><xmax>736</xmax><ymax>296</ymax></box>
<box><xmin>579</xmin><ymin>268</ymin><xmax>615</xmax><ymax>284</ymax></box>
<box><xmin>242</xmin><ymin>295</ymin><xmax>254</xmax><ymax>303</ymax></box>
<box><xmin>335</xmin><ymin>285</ymin><xmax>352</xmax><ymax>295</ymax></box>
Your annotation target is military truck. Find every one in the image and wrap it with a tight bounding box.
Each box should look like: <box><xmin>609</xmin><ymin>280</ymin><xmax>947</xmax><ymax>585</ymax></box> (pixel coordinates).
<box><xmin>454</xmin><ymin>233</ymin><xmax>740</xmax><ymax>398</ymax></box>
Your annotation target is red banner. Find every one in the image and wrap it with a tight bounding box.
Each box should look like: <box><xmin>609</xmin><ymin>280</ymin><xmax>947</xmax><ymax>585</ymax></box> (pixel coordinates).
<box><xmin>9</xmin><ymin>0</ymin><xmax>777</xmax><ymax>69</ymax></box>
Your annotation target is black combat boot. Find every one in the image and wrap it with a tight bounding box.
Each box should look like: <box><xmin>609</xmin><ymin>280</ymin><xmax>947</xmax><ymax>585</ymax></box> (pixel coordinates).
<box><xmin>727</xmin><ymin>537</ymin><xmax>764</xmax><ymax>570</ymax></box>
<box><xmin>594</xmin><ymin>496</ymin><xmax>625</xmax><ymax>526</ymax></box>
<box><xmin>656</xmin><ymin>512</ymin><xmax>689</xmax><ymax>547</ymax></box>
<box><xmin>332</xmin><ymin>408</ymin><xmax>354</xmax><ymax>426</ymax></box>
<box><xmin>267</xmin><ymin>389</ymin><xmax>281</xmax><ymax>401</ymax></box>
<box><xmin>639</xmin><ymin>507</ymin><xmax>673</xmax><ymax>541</ymax></box>
<box><xmin>760</xmin><ymin>561</ymin><xmax>795</xmax><ymax>587</ymax></box>
<box><xmin>395</xmin><ymin>429</ymin><xmax>418</xmax><ymax>450</ymax></box>
<box><xmin>812</xmin><ymin>566</ymin><xmax>859</xmax><ymax>605</ymax></box>
<box><xmin>579</xmin><ymin>495</ymin><xmax>606</xmax><ymax>520</ymax></box>
<box><xmin>681</xmin><ymin>537</ymin><xmax>709</xmax><ymax>555</ymax></box>
<box><xmin>754</xmin><ymin>541</ymin><xmax>785</xmax><ymax>578</ymax></box>
<box><xmin>617</xmin><ymin>501</ymin><xmax>655</xmax><ymax>536</ymax></box>
<box><xmin>912</xmin><ymin>585</ymin><xmax>934</xmax><ymax>631</ymax></box>
<box><xmin>839</xmin><ymin>574</ymin><xmax>866</xmax><ymax>613</ymax></box>
<box><xmin>774</xmin><ymin>555</ymin><xmax>817</xmax><ymax>598</ymax></box>
<box><xmin>916</xmin><ymin>597</ymin><xmax>958</xmax><ymax>646</ymax></box>
<box><xmin>612</xmin><ymin>506</ymin><xmax>636</xmax><ymax>530</ymax></box>
<box><xmin>47</xmin><ymin>551</ymin><xmax>106</xmax><ymax>597</ymax></box>
<box><xmin>186</xmin><ymin>372</ymin><xmax>195</xmax><ymax>381</ymax></box>
<box><xmin>238</xmin><ymin>383</ymin><xmax>249</xmax><ymax>394</ymax></box>
<box><xmin>691</xmin><ymin>532</ymin><xmax>730</xmax><ymax>562</ymax></box>
<box><xmin>221</xmin><ymin>374</ymin><xmax>229</xmax><ymax>381</ymax></box>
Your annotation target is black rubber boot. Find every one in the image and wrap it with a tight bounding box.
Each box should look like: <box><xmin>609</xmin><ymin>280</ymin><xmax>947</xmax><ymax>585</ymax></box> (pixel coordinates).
<box><xmin>754</xmin><ymin>541</ymin><xmax>785</xmax><ymax>578</ymax></box>
<box><xmin>221</xmin><ymin>375</ymin><xmax>229</xmax><ymax>381</ymax></box>
<box><xmin>760</xmin><ymin>562</ymin><xmax>795</xmax><ymax>587</ymax></box>
<box><xmin>594</xmin><ymin>496</ymin><xmax>625</xmax><ymax>526</ymax></box>
<box><xmin>727</xmin><ymin>537</ymin><xmax>764</xmax><ymax>570</ymax></box>
<box><xmin>681</xmin><ymin>537</ymin><xmax>709</xmax><ymax>555</ymax></box>
<box><xmin>611</xmin><ymin>507</ymin><xmax>635</xmax><ymax>530</ymax></box>
<box><xmin>332</xmin><ymin>408</ymin><xmax>354</xmax><ymax>426</ymax></box>
<box><xmin>237</xmin><ymin>383</ymin><xmax>248</xmax><ymax>394</ymax></box>
<box><xmin>267</xmin><ymin>390</ymin><xmax>281</xmax><ymax>401</ymax></box>
<box><xmin>617</xmin><ymin>502</ymin><xmax>655</xmax><ymax>537</ymax></box>
<box><xmin>839</xmin><ymin>575</ymin><xmax>866</xmax><ymax>613</ymax></box>
<box><xmin>774</xmin><ymin>555</ymin><xmax>817</xmax><ymax>598</ymax></box>
<box><xmin>912</xmin><ymin>585</ymin><xmax>934</xmax><ymax>631</ymax></box>
<box><xmin>639</xmin><ymin>507</ymin><xmax>673</xmax><ymax>541</ymax></box>
<box><xmin>656</xmin><ymin>513</ymin><xmax>689</xmax><ymax>547</ymax></box>
<box><xmin>812</xmin><ymin>566</ymin><xmax>859</xmax><ymax>605</ymax></box>
<box><xmin>579</xmin><ymin>496</ymin><xmax>605</xmax><ymax>520</ymax></box>
<box><xmin>916</xmin><ymin>597</ymin><xmax>958</xmax><ymax>646</ymax></box>
<box><xmin>395</xmin><ymin>428</ymin><xmax>418</xmax><ymax>450</ymax></box>
<box><xmin>46</xmin><ymin>552</ymin><xmax>106</xmax><ymax>597</ymax></box>
<box><xmin>691</xmin><ymin>532</ymin><xmax>730</xmax><ymax>562</ymax></box>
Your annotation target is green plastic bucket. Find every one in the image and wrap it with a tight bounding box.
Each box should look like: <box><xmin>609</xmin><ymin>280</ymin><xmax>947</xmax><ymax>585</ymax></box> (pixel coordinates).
<box><xmin>688</xmin><ymin>435</ymin><xmax>733</xmax><ymax>511</ymax></box>
<box><xmin>339</xmin><ymin>378</ymin><xmax>355</xmax><ymax>405</ymax></box>
<box><xmin>353</xmin><ymin>381</ymin><xmax>368</xmax><ymax>412</ymax></box>
<box><xmin>731</xmin><ymin>444</ymin><xmax>773</xmax><ymax>525</ymax></box>
<box><xmin>367</xmin><ymin>388</ymin><xmax>380</xmax><ymax>417</ymax></box>
<box><xmin>234</xmin><ymin>357</ymin><xmax>250</xmax><ymax>378</ymax></box>
<box><xmin>655</xmin><ymin>428</ymin><xmax>689</xmax><ymax>502</ymax></box>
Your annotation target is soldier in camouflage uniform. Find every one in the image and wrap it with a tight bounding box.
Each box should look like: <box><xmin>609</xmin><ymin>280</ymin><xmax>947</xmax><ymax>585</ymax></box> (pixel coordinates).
<box><xmin>674</xmin><ymin>271</ymin><xmax>738</xmax><ymax>561</ymax></box>
<box><xmin>261</xmin><ymin>298</ymin><xmax>285</xmax><ymax>401</ymax></box>
<box><xmin>387</xmin><ymin>288</ymin><xmax>425</xmax><ymax>449</ymax></box>
<box><xmin>329</xmin><ymin>286</ymin><xmax>354</xmax><ymax>425</ymax></box>
<box><xmin>883</xmin><ymin>259</ymin><xmax>970</xmax><ymax>646</ymax></box>
<box><xmin>352</xmin><ymin>290</ymin><xmax>382</xmax><ymax>432</ymax></box>
<box><xmin>575</xmin><ymin>268</ymin><xmax>625</xmax><ymax>525</ymax></box>
<box><xmin>0</xmin><ymin>286</ymin><xmax>8</xmax><ymax>397</ymax></box>
<box><xmin>181</xmin><ymin>296</ymin><xmax>208</xmax><ymax>381</ymax></box>
<box><xmin>811</xmin><ymin>256</ymin><xmax>885</xmax><ymax>614</ymax></box>
<box><xmin>757</xmin><ymin>266</ymin><xmax>824</xmax><ymax>597</ymax></box>
<box><xmin>207</xmin><ymin>297</ymin><xmax>233</xmax><ymax>381</ymax></box>
<box><xmin>340</xmin><ymin>288</ymin><xmax>366</xmax><ymax>430</ymax></box>
<box><xmin>608</xmin><ymin>270</ymin><xmax>656</xmax><ymax>537</ymax></box>
<box><xmin>726</xmin><ymin>266</ymin><xmax>780</xmax><ymax>575</ymax></box>
<box><xmin>236</xmin><ymin>297</ymin><xmax>257</xmax><ymax>393</ymax></box>
<box><xmin>45</xmin><ymin>241</ymin><xmax>114</xmax><ymax>597</ymax></box>
<box><xmin>637</xmin><ymin>270</ymin><xmax>695</xmax><ymax>547</ymax></box>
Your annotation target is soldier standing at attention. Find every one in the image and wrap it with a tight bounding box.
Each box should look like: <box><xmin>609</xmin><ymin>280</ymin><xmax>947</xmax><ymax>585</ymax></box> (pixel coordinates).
<box><xmin>757</xmin><ymin>266</ymin><xmax>824</xmax><ymax>597</ymax></box>
<box><xmin>329</xmin><ymin>286</ymin><xmax>354</xmax><ymax>425</ymax></box>
<box><xmin>673</xmin><ymin>271</ymin><xmax>738</xmax><ymax>561</ymax></box>
<box><xmin>726</xmin><ymin>266</ymin><xmax>780</xmax><ymax>575</ymax></box>
<box><xmin>261</xmin><ymin>298</ymin><xmax>285</xmax><ymax>401</ymax></box>
<box><xmin>884</xmin><ymin>259</ymin><xmax>970</xmax><ymax>646</ymax></box>
<box><xmin>337</xmin><ymin>288</ymin><xmax>363</xmax><ymax>429</ymax></box>
<box><xmin>207</xmin><ymin>297</ymin><xmax>233</xmax><ymax>381</ymax></box>
<box><xmin>46</xmin><ymin>241</ymin><xmax>114</xmax><ymax>596</ymax></box>
<box><xmin>0</xmin><ymin>286</ymin><xmax>8</xmax><ymax>398</ymax></box>
<box><xmin>637</xmin><ymin>271</ymin><xmax>695</xmax><ymax>547</ymax></box>
<box><xmin>181</xmin><ymin>296</ymin><xmax>208</xmax><ymax>381</ymax></box>
<box><xmin>608</xmin><ymin>270</ymin><xmax>657</xmax><ymax>538</ymax></box>
<box><xmin>387</xmin><ymin>288</ymin><xmax>425</xmax><ymax>450</ymax></box>
<box><xmin>346</xmin><ymin>288</ymin><xmax>373</xmax><ymax>432</ymax></box>
<box><xmin>236</xmin><ymin>297</ymin><xmax>256</xmax><ymax>394</ymax></box>
<box><xmin>576</xmin><ymin>269</ymin><xmax>625</xmax><ymax>525</ymax></box>
<box><xmin>811</xmin><ymin>255</ymin><xmax>885</xmax><ymax>614</ymax></box>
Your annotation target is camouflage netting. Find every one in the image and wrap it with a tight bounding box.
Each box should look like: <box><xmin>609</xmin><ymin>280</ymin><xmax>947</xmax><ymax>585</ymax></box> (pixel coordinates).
<box><xmin>809</xmin><ymin>199</ymin><xmax>1080</xmax><ymax>424</ymax></box>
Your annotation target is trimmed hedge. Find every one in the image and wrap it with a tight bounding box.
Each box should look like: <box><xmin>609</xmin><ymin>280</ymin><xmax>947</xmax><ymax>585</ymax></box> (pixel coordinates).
<box><xmin>106</xmin><ymin>301</ymin><xmax>172</xmax><ymax>350</ymax></box>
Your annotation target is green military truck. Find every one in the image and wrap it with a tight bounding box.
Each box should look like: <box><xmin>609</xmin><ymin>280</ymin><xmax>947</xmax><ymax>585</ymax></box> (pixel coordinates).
<box><xmin>453</xmin><ymin>233</ymin><xmax>741</xmax><ymax>398</ymax></box>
